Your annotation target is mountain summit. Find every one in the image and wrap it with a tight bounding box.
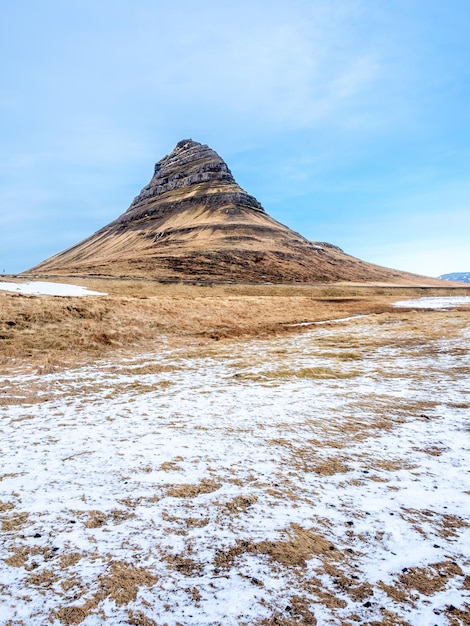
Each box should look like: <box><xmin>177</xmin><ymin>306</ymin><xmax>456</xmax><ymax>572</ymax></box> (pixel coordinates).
<box><xmin>29</xmin><ymin>140</ymin><xmax>439</xmax><ymax>284</ymax></box>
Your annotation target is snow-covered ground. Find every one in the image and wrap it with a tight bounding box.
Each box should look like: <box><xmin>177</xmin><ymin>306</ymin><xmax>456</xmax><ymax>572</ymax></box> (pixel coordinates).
<box><xmin>1</xmin><ymin>315</ymin><xmax>469</xmax><ymax>625</ymax></box>
<box><xmin>393</xmin><ymin>296</ymin><xmax>470</xmax><ymax>309</ymax></box>
<box><xmin>0</xmin><ymin>281</ymin><xmax>107</xmax><ymax>297</ymax></box>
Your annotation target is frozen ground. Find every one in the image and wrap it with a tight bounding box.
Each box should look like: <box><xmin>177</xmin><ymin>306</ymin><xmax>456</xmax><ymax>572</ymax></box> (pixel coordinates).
<box><xmin>0</xmin><ymin>282</ymin><xmax>107</xmax><ymax>297</ymax></box>
<box><xmin>1</xmin><ymin>313</ymin><xmax>469</xmax><ymax>625</ymax></box>
<box><xmin>393</xmin><ymin>296</ymin><xmax>470</xmax><ymax>309</ymax></box>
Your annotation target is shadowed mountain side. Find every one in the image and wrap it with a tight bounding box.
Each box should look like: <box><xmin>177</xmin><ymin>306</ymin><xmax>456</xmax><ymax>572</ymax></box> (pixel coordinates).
<box><xmin>29</xmin><ymin>140</ymin><xmax>444</xmax><ymax>285</ymax></box>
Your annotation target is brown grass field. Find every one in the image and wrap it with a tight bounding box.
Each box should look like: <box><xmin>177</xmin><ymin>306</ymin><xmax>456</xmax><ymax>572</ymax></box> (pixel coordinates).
<box><xmin>1</xmin><ymin>278</ymin><xmax>470</xmax><ymax>624</ymax></box>
<box><xmin>2</xmin><ymin>277</ymin><xmax>469</xmax><ymax>373</ymax></box>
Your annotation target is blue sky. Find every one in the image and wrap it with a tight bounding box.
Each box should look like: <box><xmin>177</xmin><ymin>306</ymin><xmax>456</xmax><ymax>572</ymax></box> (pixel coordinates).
<box><xmin>1</xmin><ymin>0</ymin><xmax>469</xmax><ymax>277</ymax></box>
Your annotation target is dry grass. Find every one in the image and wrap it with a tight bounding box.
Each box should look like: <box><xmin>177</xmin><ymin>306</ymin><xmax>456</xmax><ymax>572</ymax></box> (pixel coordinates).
<box><xmin>2</xmin><ymin>302</ymin><xmax>470</xmax><ymax>624</ymax></box>
<box><xmin>214</xmin><ymin>523</ymin><xmax>343</xmax><ymax>571</ymax></box>
<box><xmin>239</xmin><ymin>366</ymin><xmax>361</xmax><ymax>382</ymax></box>
<box><xmin>397</xmin><ymin>561</ymin><xmax>464</xmax><ymax>595</ymax></box>
<box><xmin>52</xmin><ymin>561</ymin><xmax>159</xmax><ymax>625</ymax></box>
<box><xmin>1</xmin><ymin>512</ymin><xmax>29</xmax><ymax>531</ymax></box>
<box><xmin>166</xmin><ymin>478</ymin><xmax>221</xmax><ymax>498</ymax></box>
<box><xmin>2</xmin><ymin>279</ymin><xmax>469</xmax><ymax>373</ymax></box>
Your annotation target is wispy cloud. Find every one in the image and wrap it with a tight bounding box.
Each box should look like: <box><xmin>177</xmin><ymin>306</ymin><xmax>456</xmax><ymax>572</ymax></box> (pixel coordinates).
<box><xmin>1</xmin><ymin>0</ymin><xmax>469</xmax><ymax>273</ymax></box>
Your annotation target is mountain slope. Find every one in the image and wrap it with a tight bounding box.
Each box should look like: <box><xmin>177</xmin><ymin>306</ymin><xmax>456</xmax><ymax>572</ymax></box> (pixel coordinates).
<box><xmin>439</xmin><ymin>272</ymin><xmax>470</xmax><ymax>284</ymax></box>
<box><xmin>29</xmin><ymin>140</ymin><xmax>443</xmax><ymax>285</ymax></box>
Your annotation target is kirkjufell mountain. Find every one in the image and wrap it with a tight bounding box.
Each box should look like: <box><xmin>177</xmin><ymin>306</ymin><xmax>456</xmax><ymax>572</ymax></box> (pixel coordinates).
<box><xmin>29</xmin><ymin>140</ymin><xmax>441</xmax><ymax>284</ymax></box>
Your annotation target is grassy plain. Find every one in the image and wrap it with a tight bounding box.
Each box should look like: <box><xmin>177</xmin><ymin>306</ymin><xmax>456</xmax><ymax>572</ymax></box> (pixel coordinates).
<box><xmin>1</xmin><ymin>287</ymin><xmax>469</xmax><ymax>624</ymax></box>
<box><xmin>1</xmin><ymin>277</ymin><xmax>469</xmax><ymax>373</ymax></box>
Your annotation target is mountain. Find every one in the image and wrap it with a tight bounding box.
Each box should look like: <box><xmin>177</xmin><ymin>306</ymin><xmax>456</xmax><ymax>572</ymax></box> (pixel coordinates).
<box><xmin>439</xmin><ymin>272</ymin><xmax>470</xmax><ymax>284</ymax></box>
<box><xmin>29</xmin><ymin>139</ymin><xmax>443</xmax><ymax>285</ymax></box>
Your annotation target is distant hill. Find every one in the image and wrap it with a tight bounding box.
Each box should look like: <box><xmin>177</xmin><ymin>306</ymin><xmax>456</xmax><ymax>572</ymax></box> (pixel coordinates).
<box><xmin>29</xmin><ymin>139</ymin><xmax>446</xmax><ymax>285</ymax></box>
<box><xmin>438</xmin><ymin>272</ymin><xmax>470</xmax><ymax>284</ymax></box>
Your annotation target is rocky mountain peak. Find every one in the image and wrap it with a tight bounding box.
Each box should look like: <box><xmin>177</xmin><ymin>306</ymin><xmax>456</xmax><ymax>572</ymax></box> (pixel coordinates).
<box><xmin>28</xmin><ymin>140</ymin><xmax>444</xmax><ymax>286</ymax></box>
<box><xmin>126</xmin><ymin>139</ymin><xmax>259</xmax><ymax>218</ymax></box>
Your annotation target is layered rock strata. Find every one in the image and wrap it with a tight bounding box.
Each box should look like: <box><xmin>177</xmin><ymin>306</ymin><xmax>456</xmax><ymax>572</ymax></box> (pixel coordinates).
<box><xmin>29</xmin><ymin>140</ymin><xmax>440</xmax><ymax>285</ymax></box>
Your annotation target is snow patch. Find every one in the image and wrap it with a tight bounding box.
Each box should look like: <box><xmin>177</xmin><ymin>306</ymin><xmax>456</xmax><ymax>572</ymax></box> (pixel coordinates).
<box><xmin>394</xmin><ymin>295</ymin><xmax>470</xmax><ymax>308</ymax></box>
<box><xmin>0</xmin><ymin>281</ymin><xmax>107</xmax><ymax>296</ymax></box>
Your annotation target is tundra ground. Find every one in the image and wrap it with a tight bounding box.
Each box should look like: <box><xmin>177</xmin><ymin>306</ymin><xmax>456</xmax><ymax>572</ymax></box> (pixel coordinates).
<box><xmin>1</xmin><ymin>292</ymin><xmax>469</xmax><ymax>625</ymax></box>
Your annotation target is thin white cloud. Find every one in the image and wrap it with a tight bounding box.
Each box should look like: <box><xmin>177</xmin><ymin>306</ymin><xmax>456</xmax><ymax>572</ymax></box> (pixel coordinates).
<box><xmin>1</xmin><ymin>0</ymin><xmax>469</xmax><ymax>275</ymax></box>
<box><xmin>138</xmin><ymin>3</ymin><xmax>384</xmax><ymax>133</ymax></box>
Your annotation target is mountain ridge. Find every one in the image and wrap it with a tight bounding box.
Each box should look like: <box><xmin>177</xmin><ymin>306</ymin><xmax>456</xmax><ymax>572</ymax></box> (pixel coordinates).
<box><xmin>28</xmin><ymin>140</ymin><xmax>445</xmax><ymax>285</ymax></box>
<box><xmin>439</xmin><ymin>272</ymin><xmax>470</xmax><ymax>284</ymax></box>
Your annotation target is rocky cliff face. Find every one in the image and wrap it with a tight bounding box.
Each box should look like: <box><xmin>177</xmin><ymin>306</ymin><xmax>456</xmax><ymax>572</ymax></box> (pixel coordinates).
<box><xmin>118</xmin><ymin>139</ymin><xmax>265</xmax><ymax>225</ymax></box>
<box><xmin>29</xmin><ymin>140</ymin><xmax>442</xmax><ymax>285</ymax></box>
